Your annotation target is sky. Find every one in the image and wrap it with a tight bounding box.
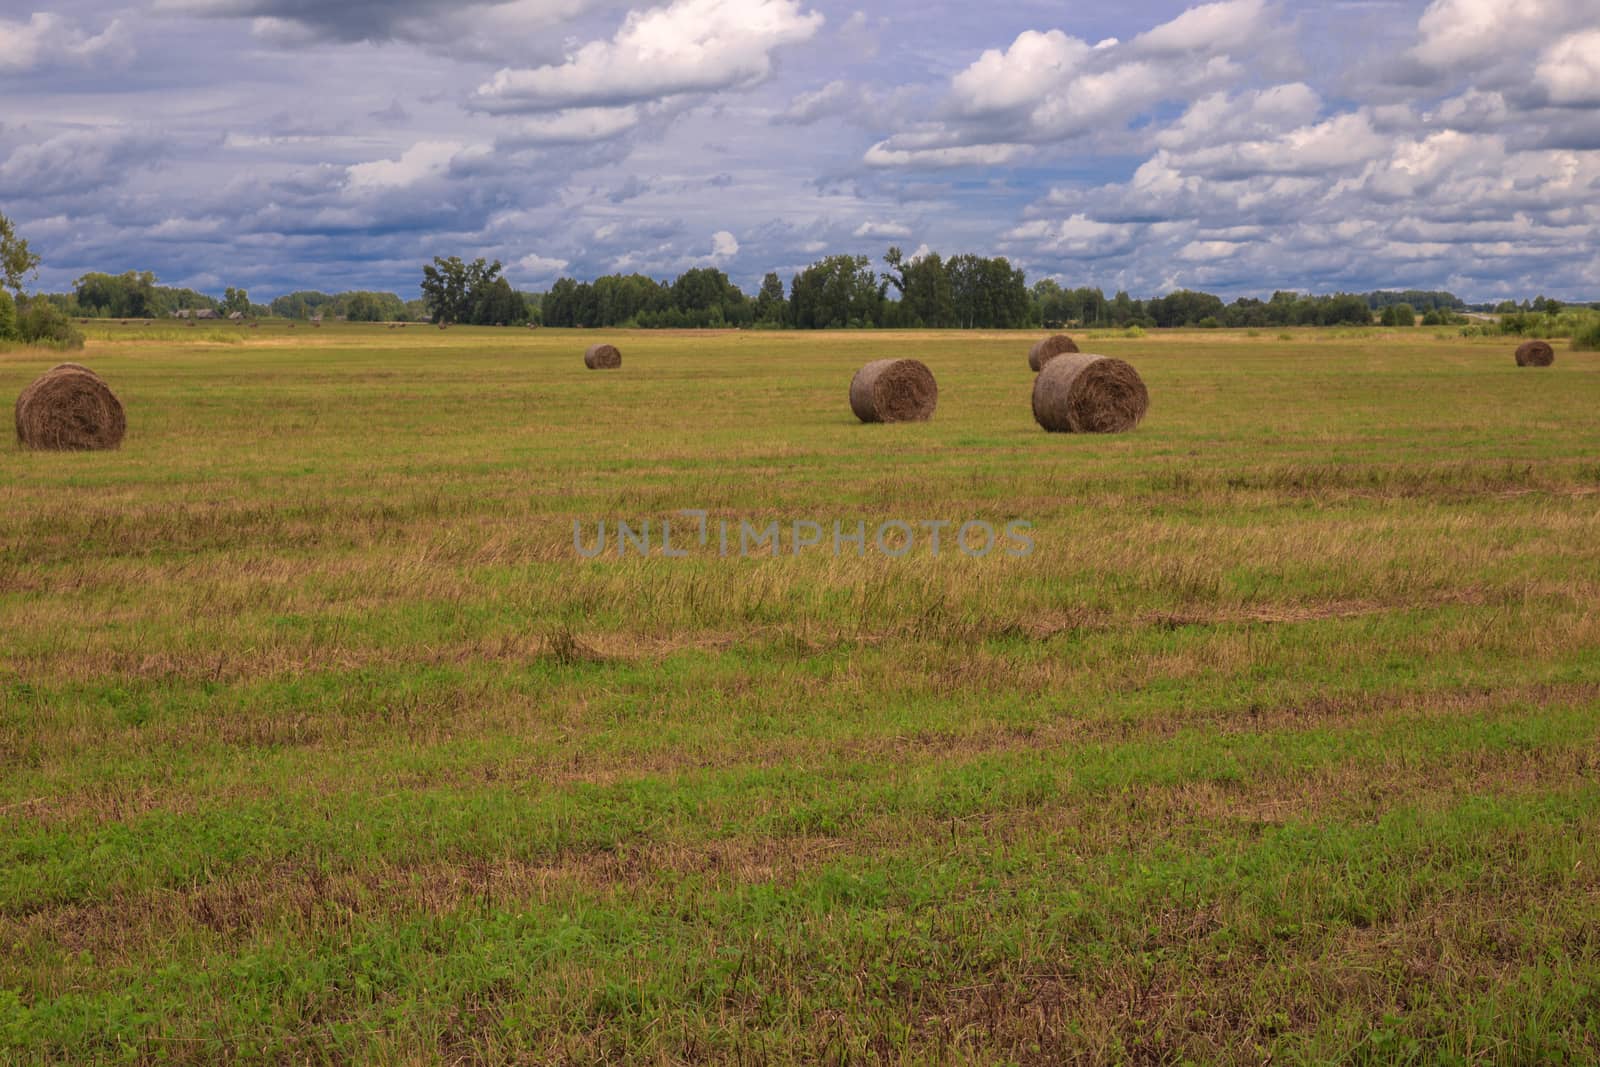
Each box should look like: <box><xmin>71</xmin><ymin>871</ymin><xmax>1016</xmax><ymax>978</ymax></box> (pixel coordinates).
<box><xmin>2</xmin><ymin>0</ymin><xmax>1598</xmax><ymax>303</ymax></box>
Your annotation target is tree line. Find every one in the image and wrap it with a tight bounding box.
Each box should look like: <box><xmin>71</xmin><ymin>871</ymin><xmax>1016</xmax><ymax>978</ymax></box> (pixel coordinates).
<box><xmin>538</xmin><ymin>249</ymin><xmax>1034</xmax><ymax>330</ymax></box>
<box><xmin>6</xmin><ymin>201</ymin><xmax>1599</xmax><ymax>336</ymax></box>
<box><xmin>527</xmin><ymin>251</ymin><xmax>1509</xmax><ymax>331</ymax></box>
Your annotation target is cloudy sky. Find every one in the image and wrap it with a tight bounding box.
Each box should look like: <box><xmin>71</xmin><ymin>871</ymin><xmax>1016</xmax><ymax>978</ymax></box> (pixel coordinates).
<box><xmin>3</xmin><ymin>0</ymin><xmax>1598</xmax><ymax>302</ymax></box>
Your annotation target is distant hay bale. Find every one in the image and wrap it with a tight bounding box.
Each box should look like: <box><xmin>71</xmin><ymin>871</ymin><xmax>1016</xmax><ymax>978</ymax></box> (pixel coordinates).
<box><xmin>1516</xmin><ymin>340</ymin><xmax>1555</xmax><ymax>367</ymax></box>
<box><xmin>1028</xmin><ymin>334</ymin><xmax>1081</xmax><ymax>372</ymax></box>
<box><xmin>585</xmin><ymin>344</ymin><xmax>622</xmax><ymax>370</ymax></box>
<box><xmin>1032</xmin><ymin>353</ymin><xmax>1148</xmax><ymax>434</ymax></box>
<box><xmin>14</xmin><ymin>365</ymin><xmax>126</xmax><ymax>452</ymax></box>
<box><xmin>849</xmin><ymin>359</ymin><xmax>938</xmax><ymax>423</ymax></box>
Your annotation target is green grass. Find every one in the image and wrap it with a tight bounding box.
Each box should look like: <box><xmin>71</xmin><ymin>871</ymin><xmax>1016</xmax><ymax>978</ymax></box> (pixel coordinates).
<box><xmin>2</xmin><ymin>325</ymin><xmax>1599</xmax><ymax>1064</ymax></box>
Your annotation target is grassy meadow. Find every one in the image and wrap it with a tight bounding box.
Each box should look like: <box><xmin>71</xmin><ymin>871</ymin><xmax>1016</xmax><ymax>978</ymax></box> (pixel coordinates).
<box><xmin>3</xmin><ymin>322</ymin><xmax>1599</xmax><ymax>1063</ymax></box>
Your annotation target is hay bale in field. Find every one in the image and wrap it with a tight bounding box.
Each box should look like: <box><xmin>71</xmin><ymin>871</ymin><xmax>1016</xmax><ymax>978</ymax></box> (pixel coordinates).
<box><xmin>1032</xmin><ymin>353</ymin><xmax>1148</xmax><ymax>434</ymax></box>
<box><xmin>585</xmin><ymin>343</ymin><xmax>622</xmax><ymax>370</ymax></box>
<box><xmin>849</xmin><ymin>359</ymin><xmax>938</xmax><ymax>423</ymax></box>
<box><xmin>1027</xmin><ymin>334</ymin><xmax>1080</xmax><ymax>372</ymax></box>
<box><xmin>1516</xmin><ymin>340</ymin><xmax>1555</xmax><ymax>367</ymax></box>
<box><xmin>14</xmin><ymin>365</ymin><xmax>126</xmax><ymax>451</ymax></box>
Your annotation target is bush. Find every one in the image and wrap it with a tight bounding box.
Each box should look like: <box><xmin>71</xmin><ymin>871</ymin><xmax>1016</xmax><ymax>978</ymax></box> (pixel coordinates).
<box><xmin>0</xmin><ymin>290</ymin><xmax>16</xmax><ymax>341</ymax></box>
<box><xmin>1197</xmin><ymin>316</ymin><xmax>1221</xmax><ymax>329</ymax></box>
<box><xmin>1573</xmin><ymin>319</ymin><xmax>1600</xmax><ymax>351</ymax></box>
<box><xmin>1123</xmin><ymin>325</ymin><xmax>1146</xmax><ymax>339</ymax></box>
<box><xmin>18</xmin><ymin>298</ymin><xmax>86</xmax><ymax>349</ymax></box>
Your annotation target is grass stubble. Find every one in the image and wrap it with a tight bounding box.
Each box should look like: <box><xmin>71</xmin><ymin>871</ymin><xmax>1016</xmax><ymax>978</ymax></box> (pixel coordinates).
<box><xmin>2</xmin><ymin>324</ymin><xmax>1598</xmax><ymax>1063</ymax></box>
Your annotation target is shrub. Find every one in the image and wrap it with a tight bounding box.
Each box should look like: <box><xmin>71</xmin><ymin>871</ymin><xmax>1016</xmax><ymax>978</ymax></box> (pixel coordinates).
<box><xmin>1123</xmin><ymin>325</ymin><xmax>1146</xmax><ymax>339</ymax></box>
<box><xmin>0</xmin><ymin>289</ymin><xmax>16</xmax><ymax>341</ymax></box>
<box><xmin>1573</xmin><ymin>319</ymin><xmax>1600</xmax><ymax>351</ymax></box>
<box><xmin>1197</xmin><ymin>316</ymin><xmax>1221</xmax><ymax>329</ymax></box>
<box><xmin>18</xmin><ymin>299</ymin><xmax>86</xmax><ymax>349</ymax></box>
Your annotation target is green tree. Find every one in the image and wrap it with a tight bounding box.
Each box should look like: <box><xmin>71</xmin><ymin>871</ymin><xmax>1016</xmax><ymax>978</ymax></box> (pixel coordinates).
<box><xmin>755</xmin><ymin>271</ymin><xmax>787</xmax><ymax>325</ymax></box>
<box><xmin>1380</xmin><ymin>303</ymin><xmax>1415</xmax><ymax>327</ymax></box>
<box><xmin>222</xmin><ymin>287</ymin><xmax>251</xmax><ymax>317</ymax></box>
<box><xmin>886</xmin><ymin>248</ymin><xmax>956</xmax><ymax>328</ymax></box>
<box><xmin>420</xmin><ymin>256</ymin><xmax>503</xmax><ymax>324</ymax></box>
<box><xmin>542</xmin><ymin>278</ymin><xmax>583</xmax><ymax>327</ymax></box>
<box><xmin>947</xmin><ymin>255</ymin><xmax>1029</xmax><ymax>329</ymax></box>
<box><xmin>271</xmin><ymin>291</ymin><xmax>332</xmax><ymax>319</ymax></box>
<box><xmin>1</xmin><ymin>211</ymin><xmax>41</xmax><ymax>296</ymax></box>
<box><xmin>0</xmin><ymin>289</ymin><xmax>16</xmax><ymax>340</ymax></box>
<box><xmin>472</xmin><ymin>276</ymin><xmax>527</xmax><ymax>325</ymax></box>
<box><xmin>344</xmin><ymin>292</ymin><xmax>383</xmax><ymax>322</ymax></box>
<box><xmin>789</xmin><ymin>255</ymin><xmax>883</xmax><ymax>329</ymax></box>
<box><xmin>75</xmin><ymin>271</ymin><xmax>158</xmax><ymax>318</ymax></box>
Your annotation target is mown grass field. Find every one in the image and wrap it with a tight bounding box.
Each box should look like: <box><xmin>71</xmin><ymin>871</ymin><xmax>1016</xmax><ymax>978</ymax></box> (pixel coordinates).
<box><xmin>3</xmin><ymin>323</ymin><xmax>1599</xmax><ymax>1064</ymax></box>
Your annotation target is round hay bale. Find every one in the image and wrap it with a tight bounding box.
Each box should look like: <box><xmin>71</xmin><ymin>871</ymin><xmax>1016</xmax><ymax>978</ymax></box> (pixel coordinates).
<box><xmin>585</xmin><ymin>344</ymin><xmax>622</xmax><ymax>370</ymax></box>
<box><xmin>15</xmin><ymin>366</ymin><xmax>126</xmax><ymax>451</ymax></box>
<box><xmin>1515</xmin><ymin>340</ymin><xmax>1555</xmax><ymax>367</ymax></box>
<box><xmin>1028</xmin><ymin>334</ymin><xmax>1080</xmax><ymax>372</ymax></box>
<box><xmin>849</xmin><ymin>359</ymin><xmax>938</xmax><ymax>423</ymax></box>
<box><xmin>1032</xmin><ymin>353</ymin><xmax>1148</xmax><ymax>434</ymax></box>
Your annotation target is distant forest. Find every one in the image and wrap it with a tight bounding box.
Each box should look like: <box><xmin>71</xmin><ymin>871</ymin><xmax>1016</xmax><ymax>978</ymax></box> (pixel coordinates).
<box><xmin>32</xmin><ymin>249</ymin><xmax>1600</xmax><ymax>331</ymax></box>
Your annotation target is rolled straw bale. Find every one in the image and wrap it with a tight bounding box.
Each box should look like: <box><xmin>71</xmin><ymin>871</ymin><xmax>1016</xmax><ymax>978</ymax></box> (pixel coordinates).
<box><xmin>1032</xmin><ymin>353</ymin><xmax>1148</xmax><ymax>434</ymax></box>
<box><xmin>1516</xmin><ymin>341</ymin><xmax>1555</xmax><ymax>367</ymax></box>
<box><xmin>15</xmin><ymin>366</ymin><xmax>125</xmax><ymax>451</ymax></box>
<box><xmin>849</xmin><ymin>359</ymin><xmax>938</xmax><ymax>423</ymax></box>
<box><xmin>1027</xmin><ymin>334</ymin><xmax>1080</xmax><ymax>372</ymax></box>
<box><xmin>585</xmin><ymin>344</ymin><xmax>622</xmax><ymax>370</ymax></box>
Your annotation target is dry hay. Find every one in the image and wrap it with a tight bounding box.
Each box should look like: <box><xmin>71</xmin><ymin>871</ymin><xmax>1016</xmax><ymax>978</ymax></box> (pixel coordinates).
<box><xmin>14</xmin><ymin>364</ymin><xmax>126</xmax><ymax>451</ymax></box>
<box><xmin>1032</xmin><ymin>353</ymin><xmax>1148</xmax><ymax>434</ymax></box>
<box><xmin>1516</xmin><ymin>340</ymin><xmax>1555</xmax><ymax>367</ymax></box>
<box><xmin>1027</xmin><ymin>334</ymin><xmax>1081</xmax><ymax>372</ymax></box>
<box><xmin>585</xmin><ymin>344</ymin><xmax>623</xmax><ymax>370</ymax></box>
<box><xmin>849</xmin><ymin>359</ymin><xmax>938</xmax><ymax>423</ymax></box>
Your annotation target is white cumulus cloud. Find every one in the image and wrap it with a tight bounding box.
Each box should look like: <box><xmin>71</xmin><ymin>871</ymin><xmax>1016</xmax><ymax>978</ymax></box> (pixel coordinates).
<box><xmin>0</xmin><ymin>12</ymin><xmax>126</xmax><ymax>72</ymax></box>
<box><xmin>346</xmin><ymin>141</ymin><xmax>468</xmax><ymax>191</ymax></box>
<box><xmin>471</xmin><ymin>0</ymin><xmax>823</xmax><ymax>113</ymax></box>
<box><xmin>1539</xmin><ymin>30</ymin><xmax>1600</xmax><ymax>106</ymax></box>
